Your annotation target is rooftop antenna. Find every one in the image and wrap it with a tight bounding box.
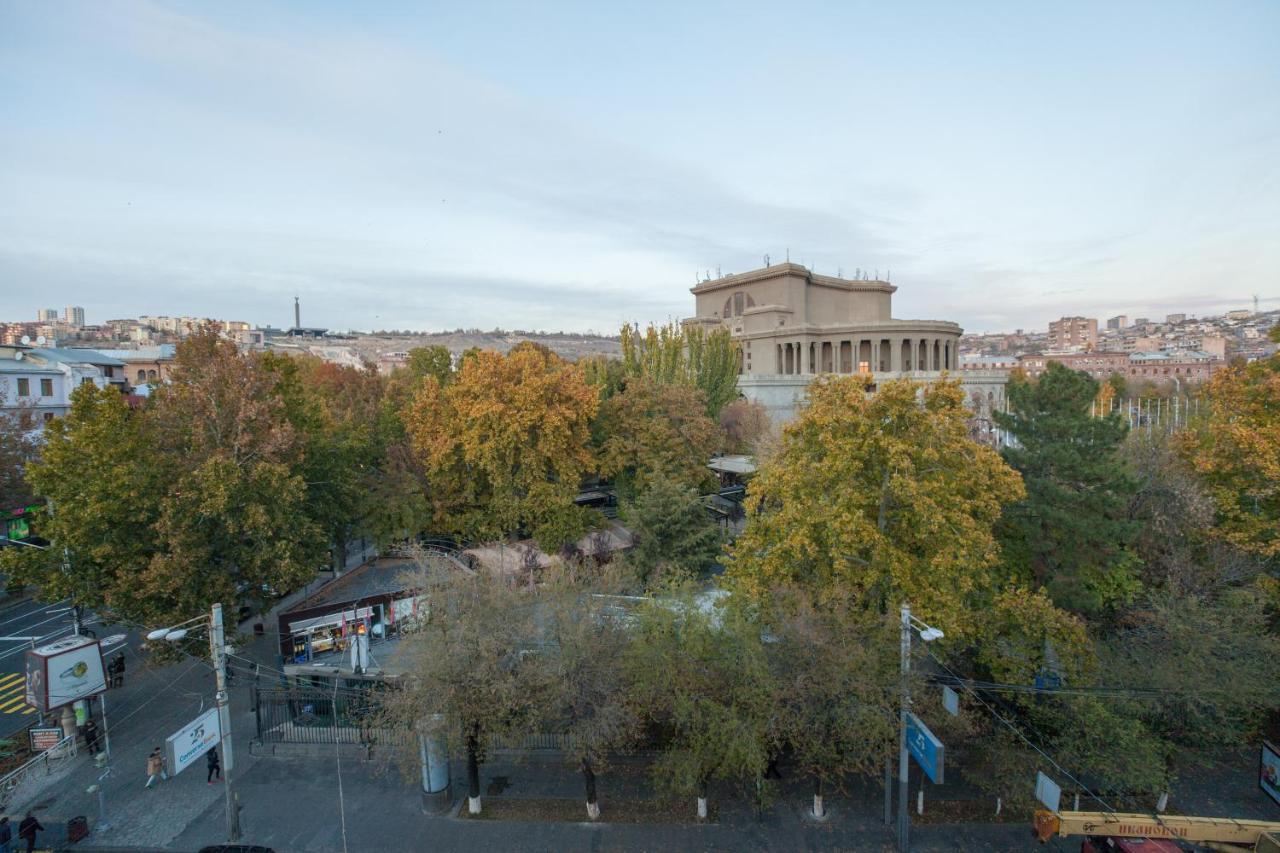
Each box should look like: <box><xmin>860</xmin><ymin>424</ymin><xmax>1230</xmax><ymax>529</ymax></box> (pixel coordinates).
<box><xmin>837</xmin><ymin>267</ymin><xmax>843</xmax><ymax>278</ymax></box>
<box><xmin>763</xmin><ymin>254</ymin><xmax>771</xmax><ymax>267</ymax></box>
<box><xmin>875</xmin><ymin>269</ymin><xmax>879</xmax><ymax>280</ymax></box>
<box><xmin>887</xmin><ymin>268</ymin><xmax>891</xmax><ymax>282</ymax></box>
<box><xmin>716</xmin><ymin>265</ymin><xmax>721</xmax><ymax>278</ymax></box>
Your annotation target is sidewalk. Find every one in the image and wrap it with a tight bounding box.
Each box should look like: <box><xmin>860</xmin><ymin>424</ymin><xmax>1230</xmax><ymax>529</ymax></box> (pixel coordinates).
<box><xmin>3</xmin><ymin>620</ymin><xmax>267</xmax><ymax>851</ymax></box>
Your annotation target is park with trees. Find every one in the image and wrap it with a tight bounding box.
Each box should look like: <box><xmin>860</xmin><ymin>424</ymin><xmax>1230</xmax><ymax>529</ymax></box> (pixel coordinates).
<box><xmin>0</xmin><ymin>322</ymin><xmax>1277</xmax><ymax>826</ymax></box>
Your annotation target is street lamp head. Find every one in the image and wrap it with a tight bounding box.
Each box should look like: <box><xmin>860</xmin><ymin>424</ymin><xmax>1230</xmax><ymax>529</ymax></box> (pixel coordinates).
<box><xmin>164</xmin><ymin>628</ymin><xmax>188</xmax><ymax>642</ymax></box>
<box><xmin>919</xmin><ymin>627</ymin><xmax>945</xmax><ymax>642</ymax></box>
<box><xmin>145</xmin><ymin>628</ymin><xmax>170</xmax><ymax>641</ymax></box>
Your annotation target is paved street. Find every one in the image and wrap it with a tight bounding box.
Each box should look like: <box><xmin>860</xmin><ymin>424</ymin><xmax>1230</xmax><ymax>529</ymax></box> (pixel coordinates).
<box><xmin>0</xmin><ymin>597</ymin><xmax>75</xmax><ymax>737</ymax></box>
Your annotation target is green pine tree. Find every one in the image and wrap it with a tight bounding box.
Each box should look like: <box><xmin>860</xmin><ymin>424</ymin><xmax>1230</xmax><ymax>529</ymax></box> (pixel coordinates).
<box><xmin>995</xmin><ymin>362</ymin><xmax>1142</xmax><ymax>614</ymax></box>
<box><xmin>622</xmin><ymin>478</ymin><xmax>721</xmax><ymax>587</ymax></box>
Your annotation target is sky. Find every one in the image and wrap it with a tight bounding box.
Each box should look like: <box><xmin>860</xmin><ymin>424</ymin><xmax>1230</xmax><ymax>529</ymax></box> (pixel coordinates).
<box><xmin>2</xmin><ymin>1</ymin><xmax>1278</xmax><ymax>334</ymax></box>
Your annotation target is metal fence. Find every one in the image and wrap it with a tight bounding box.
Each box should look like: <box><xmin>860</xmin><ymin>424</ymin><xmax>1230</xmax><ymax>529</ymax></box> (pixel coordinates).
<box><xmin>253</xmin><ymin>685</ymin><xmax>409</xmax><ymax>748</ymax></box>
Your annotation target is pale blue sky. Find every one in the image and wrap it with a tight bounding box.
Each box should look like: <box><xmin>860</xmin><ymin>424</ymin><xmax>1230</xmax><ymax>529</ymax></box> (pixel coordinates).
<box><xmin>2</xmin><ymin>1</ymin><xmax>1277</xmax><ymax>333</ymax></box>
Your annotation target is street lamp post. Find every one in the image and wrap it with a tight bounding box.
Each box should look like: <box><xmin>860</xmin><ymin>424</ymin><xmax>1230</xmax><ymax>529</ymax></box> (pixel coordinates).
<box><xmin>897</xmin><ymin>603</ymin><xmax>944</xmax><ymax>853</ymax></box>
<box><xmin>147</xmin><ymin>603</ymin><xmax>240</xmax><ymax>842</ymax></box>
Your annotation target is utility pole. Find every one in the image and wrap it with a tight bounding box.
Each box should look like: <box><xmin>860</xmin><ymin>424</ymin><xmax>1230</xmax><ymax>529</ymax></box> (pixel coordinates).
<box><xmin>898</xmin><ymin>603</ymin><xmax>911</xmax><ymax>852</ymax></box>
<box><xmin>210</xmin><ymin>604</ymin><xmax>241</xmax><ymax>841</ymax></box>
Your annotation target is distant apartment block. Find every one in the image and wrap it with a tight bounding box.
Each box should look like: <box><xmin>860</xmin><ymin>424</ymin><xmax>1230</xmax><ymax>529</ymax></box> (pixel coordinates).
<box><xmin>1105</xmin><ymin>315</ymin><xmax>1129</xmax><ymax>331</ymax></box>
<box><xmin>1018</xmin><ymin>350</ymin><xmax>1222</xmax><ymax>384</ymax></box>
<box><xmin>64</xmin><ymin>306</ymin><xmax>85</xmax><ymax>326</ymax></box>
<box><xmin>1166</xmin><ymin>313</ymin><xmax>1187</xmax><ymax>324</ymax></box>
<box><xmin>1018</xmin><ymin>351</ymin><xmax>1129</xmax><ymax>380</ymax></box>
<box><xmin>1048</xmin><ymin>316</ymin><xmax>1098</xmax><ymax>350</ymax></box>
<box><xmin>37</xmin><ymin>308</ymin><xmax>59</xmax><ymax>323</ymax></box>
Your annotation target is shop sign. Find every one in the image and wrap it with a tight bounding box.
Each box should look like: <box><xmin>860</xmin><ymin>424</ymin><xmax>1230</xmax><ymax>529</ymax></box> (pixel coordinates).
<box><xmin>166</xmin><ymin>707</ymin><xmax>221</xmax><ymax>777</ymax></box>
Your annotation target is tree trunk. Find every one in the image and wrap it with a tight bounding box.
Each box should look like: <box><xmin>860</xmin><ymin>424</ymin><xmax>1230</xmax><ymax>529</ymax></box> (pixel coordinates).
<box><xmin>582</xmin><ymin>757</ymin><xmax>599</xmax><ymax>820</ymax></box>
<box><xmin>812</xmin><ymin>775</ymin><xmax>825</xmax><ymax>819</ymax></box>
<box><xmin>466</xmin><ymin>732</ymin><xmax>481</xmax><ymax>815</ymax></box>
<box><xmin>697</xmin><ymin>778</ymin><xmax>708</xmax><ymax>820</ymax></box>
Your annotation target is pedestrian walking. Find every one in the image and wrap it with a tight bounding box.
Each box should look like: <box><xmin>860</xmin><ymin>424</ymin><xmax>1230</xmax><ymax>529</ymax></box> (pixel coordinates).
<box><xmin>145</xmin><ymin>747</ymin><xmax>167</xmax><ymax>789</ymax></box>
<box><xmin>17</xmin><ymin>813</ymin><xmax>41</xmax><ymax>853</ymax></box>
<box><xmin>111</xmin><ymin>652</ymin><xmax>126</xmax><ymax>688</ymax></box>
<box><xmin>0</xmin><ymin>815</ymin><xmax>12</xmax><ymax>853</ymax></box>
<box><xmin>83</xmin><ymin>717</ymin><xmax>100</xmax><ymax>756</ymax></box>
<box><xmin>206</xmin><ymin>746</ymin><xmax>221</xmax><ymax>784</ymax></box>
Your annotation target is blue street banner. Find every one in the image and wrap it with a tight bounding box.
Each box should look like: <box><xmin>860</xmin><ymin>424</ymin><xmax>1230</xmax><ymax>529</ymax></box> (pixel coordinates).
<box><xmin>906</xmin><ymin>712</ymin><xmax>945</xmax><ymax>784</ymax></box>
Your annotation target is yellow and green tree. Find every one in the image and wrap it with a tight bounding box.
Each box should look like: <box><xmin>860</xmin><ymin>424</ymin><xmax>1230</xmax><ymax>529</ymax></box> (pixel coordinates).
<box><xmin>407</xmin><ymin>342</ymin><xmax>598</xmax><ymax>550</ymax></box>
<box><xmin>597</xmin><ymin>378</ymin><xmax>719</xmax><ymax>501</ymax></box>
<box><xmin>1180</xmin><ymin>351</ymin><xmax>1280</xmax><ymax>561</ymax></box>
<box><xmin>619</xmin><ymin>322</ymin><xmax>739</xmax><ymax>418</ymax></box>
<box><xmin>724</xmin><ymin>375</ymin><xmax>1024</xmax><ymax>638</ymax></box>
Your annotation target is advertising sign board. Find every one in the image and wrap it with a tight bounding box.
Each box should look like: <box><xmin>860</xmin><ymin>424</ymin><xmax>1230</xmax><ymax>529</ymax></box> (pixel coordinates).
<box><xmin>24</xmin><ymin>635</ymin><xmax>107</xmax><ymax>711</ymax></box>
<box><xmin>1262</xmin><ymin>741</ymin><xmax>1280</xmax><ymax>806</ymax></box>
<box><xmin>166</xmin><ymin>707</ymin><xmax>221</xmax><ymax>777</ymax></box>
<box><xmin>906</xmin><ymin>712</ymin><xmax>944</xmax><ymax>784</ymax></box>
<box><xmin>28</xmin><ymin>727</ymin><xmax>63</xmax><ymax>752</ymax></box>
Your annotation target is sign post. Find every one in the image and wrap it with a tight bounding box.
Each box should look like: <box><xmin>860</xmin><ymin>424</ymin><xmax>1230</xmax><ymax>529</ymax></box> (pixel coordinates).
<box><xmin>28</xmin><ymin>727</ymin><xmax>63</xmax><ymax>752</ymax></box>
<box><xmin>165</xmin><ymin>707</ymin><xmax>221</xmax><ymax>777</ymax></box>
<box><xmin>906</xmin><ymin>712</ymin><xmax>945</xmax><ymax>784</ymax></box>
<box><xmin>1036</xmin><ymin>771</ymin><xmax>1062</xmax><ymax>813</ymax></box>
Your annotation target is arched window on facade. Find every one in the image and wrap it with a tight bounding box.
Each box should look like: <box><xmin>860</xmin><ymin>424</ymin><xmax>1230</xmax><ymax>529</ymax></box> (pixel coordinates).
<box><xmin>147</xmin><ymin>369</ymin><xmax>157</xmax><ymax>380</ymax></box>
<box><xmin>137</xmin><ymin>369</ymin><xmax>146</xmax><ymax>382</ymax></box>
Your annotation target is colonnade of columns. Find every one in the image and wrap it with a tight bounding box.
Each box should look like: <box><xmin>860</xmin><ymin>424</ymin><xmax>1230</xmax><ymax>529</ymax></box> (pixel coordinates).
<box><xmin>772</xmin><ymin>337</ymin><xmax>954</xmax><ymax>376</ymax></box>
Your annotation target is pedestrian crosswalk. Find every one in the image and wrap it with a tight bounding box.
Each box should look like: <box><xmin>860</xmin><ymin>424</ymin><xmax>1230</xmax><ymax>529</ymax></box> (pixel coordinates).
<box><xmin>0</xmin><ymin>672</ymin><xmax>35</xmax><ymax>715</ymax></box>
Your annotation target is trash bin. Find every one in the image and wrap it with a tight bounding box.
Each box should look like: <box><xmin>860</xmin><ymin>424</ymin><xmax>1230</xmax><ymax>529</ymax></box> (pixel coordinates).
<box><xmin>67</xmin><ymin>815</ymin><xmax>89</xmax><ymax>843</ymax></box>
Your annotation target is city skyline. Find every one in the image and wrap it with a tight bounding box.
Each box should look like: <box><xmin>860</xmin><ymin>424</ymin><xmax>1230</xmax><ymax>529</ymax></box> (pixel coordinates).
<box><xmin>3</xmin><ymin>1</ymin><xmax>1278</xmax><ymax>334</ymax></box>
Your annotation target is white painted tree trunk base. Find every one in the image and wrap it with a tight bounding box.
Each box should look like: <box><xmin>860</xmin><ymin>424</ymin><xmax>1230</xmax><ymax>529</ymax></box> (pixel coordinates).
<box><xmin>812</xmin><ymin>794</ymin><xmax>825</xmax><ymax>820</ymax></box>
<box><xmin>468</xmin><ymin>796</ymin><xmax>482</xmax><ymax>815</ymax></box>
<box><xmin>697</xmin><ymin>797</ymin><xmax>708</xmax><ymax>820</ymax></box>
<box><xmin>917</xmin><ymin>789</ymin><xmax>924</xmax><ymax>815</ymax></box>
<box><xmin>587</xmin><ymin>800</ymin><xmax>600</xmax><ymax>820</ymax></box>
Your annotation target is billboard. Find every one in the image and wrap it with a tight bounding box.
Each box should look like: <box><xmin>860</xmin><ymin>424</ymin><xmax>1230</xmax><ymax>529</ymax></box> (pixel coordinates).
<box><xmin>166</xmin><ymin>707</ymin><xmax>221</xmax><ymax>777</ymax></box>
<box><xmin>24</xmin><ymin>635</ymin><xmax>107</xmax><ymax>711</ymax></box>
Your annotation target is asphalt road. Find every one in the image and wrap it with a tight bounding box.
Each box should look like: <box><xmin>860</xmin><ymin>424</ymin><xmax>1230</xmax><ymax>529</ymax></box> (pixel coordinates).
<box><xmin>0</xmin><ymin>596</ymin><xmax>129</xmax><ymax>739</ymax></box>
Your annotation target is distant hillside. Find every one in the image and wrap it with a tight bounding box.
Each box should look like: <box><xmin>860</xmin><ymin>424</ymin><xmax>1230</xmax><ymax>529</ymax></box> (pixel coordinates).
<box><xmin>342</xmin><ymin>329</ymin><xmax>622</xmax><ymax>362</ymax></box>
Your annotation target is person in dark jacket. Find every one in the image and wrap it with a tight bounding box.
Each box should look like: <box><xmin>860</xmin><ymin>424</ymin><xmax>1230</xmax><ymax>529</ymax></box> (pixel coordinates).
<box><xmin>206</xmin><ymin>746</ymin><xmax>221</xmax><ymax>783</ymax></box>
<box><xmin>83</xmin><ymin>717</ymin><xmax>100</xmax><ymax>756</ymax></box>
<box><xmin>0</xmin><ymin>815</ymin><xmax>12</xmax><ymax>853</ymax></box>
<box><xmin>17</xmin><ymin>812</ymin><xmax>42</xmax><ymax>853</ymax></box>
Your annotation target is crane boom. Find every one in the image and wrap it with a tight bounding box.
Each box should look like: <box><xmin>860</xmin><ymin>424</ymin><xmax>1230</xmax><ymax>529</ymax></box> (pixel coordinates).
<box><xmin>1035</xmin><ymin>810</ymin><xmax>1280</xmax><ymax>846</ymax></box>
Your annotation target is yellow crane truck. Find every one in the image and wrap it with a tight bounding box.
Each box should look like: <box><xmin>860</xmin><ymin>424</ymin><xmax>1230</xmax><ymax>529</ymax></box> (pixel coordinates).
<box><xmin>1035</xmin><ymin>809</ymin><xmax>1280</xmax><ymax>852</ymax></box>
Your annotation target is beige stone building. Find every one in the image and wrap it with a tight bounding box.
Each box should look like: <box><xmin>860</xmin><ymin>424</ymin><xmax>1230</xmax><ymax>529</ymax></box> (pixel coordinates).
<box><xmin>683</xmin><ymin>263</ymin><xmax>1005</xmax><ymax>425</ymax></box>
<box><xmin>683</xmin><ymin>263</ymin><xmax>962</xmax><ymax>377</ymax></box>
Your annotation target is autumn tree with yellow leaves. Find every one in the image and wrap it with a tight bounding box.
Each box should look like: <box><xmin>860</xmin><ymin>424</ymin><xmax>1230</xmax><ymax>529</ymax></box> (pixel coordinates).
<box><xmin>1180</xmin><ymin>350</ymin><xmax>1280</xmax><ymax>562</ymax></box>
<box><xmin>723</xmin><ymin>375</ymin><xmax>1025</xmax><ymax>636</ymax></box>
<box><xmin>596</xmin><ymin>378</ymin><xmax>719</xmax><ymax>501</ymax></box>
<box><xmin>407</xmin><ymin>343</ymin><xmax>599</xmax><ymax>551</ymax></box>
